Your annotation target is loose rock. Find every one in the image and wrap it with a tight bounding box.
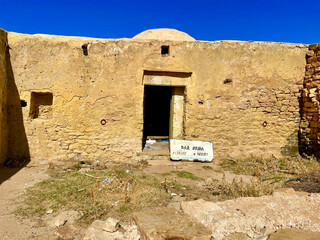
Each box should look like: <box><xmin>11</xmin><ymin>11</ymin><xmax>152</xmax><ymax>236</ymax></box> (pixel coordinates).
<box><xmin>50</xmin><ymin>210</ymin><xmax>81</xmax><ymax>228</ymax></box>
<box><xmin>103</xmin><ymin>217</ymin><xmax>120</xmax><ymax>233</ymax></box>
<box><xmin>83</xmin><ymin>220</ymin><xmax>123</xmax><ymax>240</ymax></box>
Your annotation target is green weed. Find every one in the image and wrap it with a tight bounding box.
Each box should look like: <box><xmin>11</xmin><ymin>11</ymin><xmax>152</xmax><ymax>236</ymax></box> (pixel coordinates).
<box><xmin>202</xmin><ymin>166</ymin><xmax>213</xmax><ymax>170</ymax></box>
<box><xmin>170</xmin><ymin>170</ymin><xmax>203</xmax><ymax>181</ymax></box>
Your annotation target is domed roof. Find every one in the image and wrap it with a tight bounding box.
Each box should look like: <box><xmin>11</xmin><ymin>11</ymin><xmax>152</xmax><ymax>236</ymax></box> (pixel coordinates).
<box><xmin>133</xmin><ymin>28</ymin><xmax>195</xmax><ymax>41</ymax></box>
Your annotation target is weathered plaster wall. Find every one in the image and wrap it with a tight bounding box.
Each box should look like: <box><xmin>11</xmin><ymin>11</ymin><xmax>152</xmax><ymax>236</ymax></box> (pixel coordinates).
<box><xmin>300</xmin><ymin>43</ymin><xmax>320</xmax><ymax>158</ymax></box>
<box><xmin>0</xmin><ymin>28</ymin><xmax>8</xmax><ymax>165</ymax></box>
<box><xmin>7</xmin><ymin>32</ymin><xmax>308</xmax><ymax>163</ymax></box>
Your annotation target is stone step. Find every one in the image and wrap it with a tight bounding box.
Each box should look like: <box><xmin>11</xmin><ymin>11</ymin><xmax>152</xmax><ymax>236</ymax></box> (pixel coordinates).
<box><xmin>136</xmin><ymin>153</ymin><xmax>171</xmax><ymax>161</ymax></box>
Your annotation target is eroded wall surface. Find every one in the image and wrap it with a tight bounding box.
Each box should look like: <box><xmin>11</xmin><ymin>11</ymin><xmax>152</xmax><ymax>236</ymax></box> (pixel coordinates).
<box><xmin>0</xmin><ymin>29</ymin><xmax>8</xmax><ymax>165</ymax></box>
<box><xmin>7</xmin><ymin>32</ymin><xmax>308</xmax><ymax>163</ymax></box>
<box><xmin>300</xmin><ymin>43</ymin><xmax>320</xmax><ymax>158</ymax></box>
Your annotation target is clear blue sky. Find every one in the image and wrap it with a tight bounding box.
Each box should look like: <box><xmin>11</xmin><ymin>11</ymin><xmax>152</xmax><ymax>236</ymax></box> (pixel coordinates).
<box><xmin>1</xmin><ymin>0</ymin><xmax>319</xmax><ymax>44</ymax></box>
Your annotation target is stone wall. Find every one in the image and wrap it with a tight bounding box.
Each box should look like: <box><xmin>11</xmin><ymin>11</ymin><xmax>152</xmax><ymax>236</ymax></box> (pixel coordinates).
<box><xmin>6</xmin><ymin>32</ymin><xmax>308</xmax><ymax>163</ymax></box>
<box><xmin>0</xmin><ymin>29</ymin><xmax>8</xmax><ymax>165</ymax></box>
<box><xmin>300</xmin><ymin>43</ymin><xmax>320</xmax><ymax>158</ymax></box>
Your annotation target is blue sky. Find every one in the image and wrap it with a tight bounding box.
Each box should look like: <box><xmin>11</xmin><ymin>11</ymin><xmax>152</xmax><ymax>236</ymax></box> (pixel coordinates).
<box><xmin>1</xmin><ymin>0</ymin><xmax>319</xmax><ymax>44</ymax></box>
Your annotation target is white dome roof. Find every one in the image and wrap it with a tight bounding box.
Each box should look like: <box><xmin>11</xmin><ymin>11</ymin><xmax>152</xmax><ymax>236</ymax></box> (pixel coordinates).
<box><xmin>133</xmin><ymin>28</ymin><xmax>195</xmax><ymax>41</ymax></box>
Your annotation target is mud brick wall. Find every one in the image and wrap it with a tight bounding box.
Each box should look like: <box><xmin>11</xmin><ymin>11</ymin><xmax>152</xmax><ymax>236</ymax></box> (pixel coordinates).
<box><xmin>0</xmin><ymin>29</ymin><xmax>8</xmax><ymax>165</ymax></box>
<box><xmin>5</xmin><ymin>31</ymin><xmax>308</xmax><ymax>164</ymax></box>
<box><xmin>300</xmin><ymin>43</ymin><xmax>320</xmax><ymax>158</ymax></box>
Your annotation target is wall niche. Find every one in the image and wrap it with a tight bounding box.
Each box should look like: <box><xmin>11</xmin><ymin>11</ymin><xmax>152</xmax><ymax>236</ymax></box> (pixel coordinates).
<box><xmin>29</xmin><ymin>92</ymin><xmax>53</xmax><ymax>119</ymax></box>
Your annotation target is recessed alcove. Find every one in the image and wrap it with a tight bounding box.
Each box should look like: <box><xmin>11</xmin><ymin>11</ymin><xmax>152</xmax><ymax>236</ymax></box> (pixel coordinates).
<box><xmin>29</xmin><ymin>92</ymin><xmax>53</xmax><ymax>119</ymax></box>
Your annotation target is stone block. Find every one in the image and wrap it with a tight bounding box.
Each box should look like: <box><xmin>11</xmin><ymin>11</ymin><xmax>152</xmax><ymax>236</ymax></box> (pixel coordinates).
<box><xmin>305</xmin><ymin>68</ymin><xmax>314</xmax><ymax>76</ymax></box>
<box><xmin>306</xmin><ymin>64</ymin><xmax>312</xmax><ymax>70</ymax></box>
<box><xmin>280</xmin><ymin>106</ymin><xmax>287</xmax><ymax>112</ymax></box>
<box><xmin>308</xmin><ymin>133</ymin><xmax>317</xmax><ymax>139</ymax></box>
<box><xmin>306</xmin><ymin>50</ymin><xmax>315</xmax><ymax>57</ymax></box>
<box><xmin>309</xmin><ymin>43</ymin><xmax>320</xmax><ymax>50</ymax></box>
<box><xmin>300</xmin><ymin>121</ymin><xmax>309</xmax><ymax>128</ymax></box>
<box><xmin>83</xmin><ymin>220</ymin><xmax>124</xmax><ymax>240</ymax></box>
<box><xmin>311</xmin><ymin>61</ymin><xmax>320</xmax><ymax>68</ymax></box>
<box><xmin>304</xmin><ymin>102</ymin><xmax>314</xmax><ymax>108</ymax></box>
<box><xmin>307</xmin><ymin>56</ymin><xmax>319</xmax><ymax>63</ymax></box>
<box><xmin>287</xmin><ymin>106</ymin><xmax>296</xmax><ymax>112</ymax></box>
<box><xmin>304</xmin><ymin>128</ymin><xmax>311</xmax><ymax>133</ymax></box>
<box><xmin>133</xmin><ymin>207</ymin><xmax>212</xmax><ymax>240</ymax></box>
<box><xmin>310</xmin><ymin>122</ymin><xmax>318</xmax><ymax>128</ymax></box>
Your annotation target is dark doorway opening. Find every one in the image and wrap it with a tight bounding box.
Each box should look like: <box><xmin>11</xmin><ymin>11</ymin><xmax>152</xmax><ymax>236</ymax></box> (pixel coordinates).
<box><xmin>143</xmin><ymin>85</ymin><xmax>171</xmax><ymax>138</ymax></box>
<box><xmin>143</xmin><ymin>85</ymin><xmax>171</xmax><ymax>151</ymax></box>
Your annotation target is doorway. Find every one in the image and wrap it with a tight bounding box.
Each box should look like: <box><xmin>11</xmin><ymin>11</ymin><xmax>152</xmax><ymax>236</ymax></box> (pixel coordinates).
<box><xmin>143</xmin><ymin>85</ymin><xmax>171</xmax><ymax>153</ymax></box>
<box><xmin>143</xmin><ymin>85</ymin><xmax>171</xmax><ymax>139</ymax></box>
<box><xmin>142</xmin><ymin>85</ymin><xmax>185</xmax><ymax>154</ymax></box>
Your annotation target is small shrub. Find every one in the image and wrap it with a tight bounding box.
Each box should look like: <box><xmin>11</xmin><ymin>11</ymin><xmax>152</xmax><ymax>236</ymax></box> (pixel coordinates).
<box><xmin>170</xmin><ymin>170</ymin><xmax>203</xmax><ymax>181</ymax></box>
<box><xmin>208</xmin><ymin>173</ymin><xmax>280</xmax><ymax>200</ymax></box>
<box><xmin>72</xmin><ymin>163</ymin><xmax>82</xmax><ymax>170</ymax></box>
<box><xmin>202</xmin><ymin>166</ymin><xmax>213</xmax><ymax>170</ymax></box>
<box><xmin>220</xmin><ymin>155</ymin><xmax>320</xmax><ymax>178</ymax></box>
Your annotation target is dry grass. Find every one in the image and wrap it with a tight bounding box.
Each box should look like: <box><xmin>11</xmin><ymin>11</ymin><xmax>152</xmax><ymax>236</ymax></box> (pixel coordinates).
<box><xmin>218</xmin><ymin>155</ymin><xmax>320</xmax><ymax>196</ymax></box>
<box><xmin>220</xmin><ymin>155</ymin><xmax>320</xmax><ymax>178</ymax></box>
<box><xmin>15</xmin><ymin>164</ymin><xmax>182</xmax><ymax>224</ymax></box>
<box><xmin>207</xmin><ymin>173</ymin><xmax>281</xmax><ymax>200</ymax></box>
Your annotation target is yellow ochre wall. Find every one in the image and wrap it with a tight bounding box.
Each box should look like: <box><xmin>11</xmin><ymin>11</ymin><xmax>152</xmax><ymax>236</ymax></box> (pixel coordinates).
<box><xmin>6</xmin><ymin>31</ymin><xmax>308</xmax><ymax>164</ymax></box>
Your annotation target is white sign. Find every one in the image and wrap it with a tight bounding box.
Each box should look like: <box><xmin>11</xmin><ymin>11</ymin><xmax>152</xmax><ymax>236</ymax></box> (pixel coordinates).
<box><xmin>170</xmin><ymin>139</ymin><xmax>214</xmax><ymax>162</ymax></box>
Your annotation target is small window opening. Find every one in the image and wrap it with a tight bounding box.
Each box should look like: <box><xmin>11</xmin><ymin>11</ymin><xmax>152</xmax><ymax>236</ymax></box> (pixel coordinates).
<box><xmin>21</xmin><ymin>100</ymin><xmax>27</xmax><ymax>107</ymax></box>
<box><xmin>82</xmin><ymin>44</ymin><xmax>88</xmax><ymax>56</ymax></box>
<box><xmin>161</xmin><ymin>45</ymin><xmax>169</xmax><ymax>55</ymax></box>
<box><xmin>29</xmin><ymin>92</ymin><xmax>53</xmax><ymax>119</ymax></box>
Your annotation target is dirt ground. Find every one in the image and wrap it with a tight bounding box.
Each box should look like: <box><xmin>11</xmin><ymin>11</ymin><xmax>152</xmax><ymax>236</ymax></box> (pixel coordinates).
<box><xmin>0</xmin><ymin>159</ymin><xmax>251</xmax><ymax>239</ymax></box>
<box><xmin>0</xmin><ymin>159</ymin><xmax>319</xmax><ymax>240</ymax></box>
<box><xmin>0</xmin><ymin>163</ymin><xmax>57</xmax><ymax>239</ymax></box>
